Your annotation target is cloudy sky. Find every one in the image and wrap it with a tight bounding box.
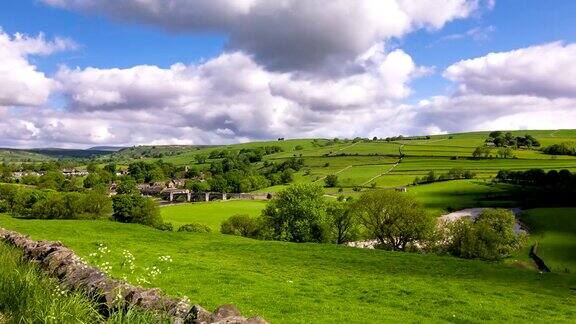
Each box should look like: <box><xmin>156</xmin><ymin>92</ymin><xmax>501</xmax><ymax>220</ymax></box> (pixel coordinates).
<box><xmin>1</xmin><ymin>0</ymin><xmax>575</xmax><ymax>148</ymax></box>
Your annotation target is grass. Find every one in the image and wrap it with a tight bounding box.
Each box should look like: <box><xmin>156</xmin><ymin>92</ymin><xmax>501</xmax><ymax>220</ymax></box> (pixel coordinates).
<box><xmin>0</xmin><ymin>242</ymin><xmax>100</xmax><ymax>323</ymax></box>
<box><xmin>519</xmin><ymin>208</ymin><xmax>576</xmax><ymax>274</ymax></box>
<box><xmin>0</xmin><ymin>241</ymin><xmax>161</xmax><ymax>323</ymax></box>
<box><xmin>0</xmin><ymin>215</ymin><xmax>574</xmax><ymax>323</ymax></box>
<box><xmin>408</xmin><ymin>180</ymin><xmax>517</xmax><ymax>217</ymax></box>
<box><xmin>161</xmin><ymin>200</ymin><xmax>267</xmax><ymax>230</ymax></box>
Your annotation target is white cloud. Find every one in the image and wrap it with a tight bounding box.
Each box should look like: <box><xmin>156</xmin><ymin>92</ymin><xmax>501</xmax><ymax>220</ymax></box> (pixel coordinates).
<box><xmin>445</xmin><ymin>42</ymin><xmax>576</xmax><ymax>98</ymax></box>
<box><xmin>42</xmin><ymin>0</ymin><xmax>487</xmax><ymax>72</ymax></box>
<box><xmin>0</xmin><ymin>29</ymin><xmax>75</xmax><ymax>106</ymax></box>
<box><xmin>54</xmin><ymin>45</ymin><xmax>422</xmax><ymax>141</ymax></box>
<box><xmin>408</xmin><ymin>42</ymin><xmax>576</xmax><ymax>134</ymax></box>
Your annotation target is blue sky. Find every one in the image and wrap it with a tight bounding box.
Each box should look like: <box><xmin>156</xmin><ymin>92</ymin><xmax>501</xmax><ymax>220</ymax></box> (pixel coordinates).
<box><xmin>1</xmin><ymin>0</ymin><xmax>575</xmax><ymax>147</ymax></box>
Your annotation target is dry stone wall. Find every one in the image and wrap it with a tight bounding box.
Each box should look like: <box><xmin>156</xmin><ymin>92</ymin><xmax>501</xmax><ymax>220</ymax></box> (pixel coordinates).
<box><xmin>0</xmin><ymin>228</ymin><xmax>267</xmax><ymax>324</ymax></box>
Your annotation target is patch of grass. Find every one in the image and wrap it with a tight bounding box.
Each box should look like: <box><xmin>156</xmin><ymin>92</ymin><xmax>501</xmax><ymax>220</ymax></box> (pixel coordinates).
<box><xmin>0</xmin><ymin>242</ymin><xmax>102</xmax><ymax>323</ymax></box>
<box><xmin>408</xmin><ymin>180</ymin><xmax>517</xmax><ymax>216</ymax></box>
<box><xmin>161</xmin><ymin>200</ymin><xmax>267</xmax><ymax>230</ymax></box>
<box><xmin>1</xmin><ymin>215</ymin><xmax>575</xmax><ymax>323</ymax></box>
<box><xmin>519</xmin><ymin>208</ymin><xmax>576</xmax><ymax>274</ymax></box>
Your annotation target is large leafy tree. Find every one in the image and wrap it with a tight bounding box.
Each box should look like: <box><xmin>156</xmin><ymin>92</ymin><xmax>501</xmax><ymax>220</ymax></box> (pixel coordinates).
<box><xmin>355</xmin><ymin>190</ymin><xmax>433</xmax><ymax>251</ymax></box>
<box><xmin>261</xmin><ymin>183</ymin><xmax>328</xmax><ymax>243</ymax></box>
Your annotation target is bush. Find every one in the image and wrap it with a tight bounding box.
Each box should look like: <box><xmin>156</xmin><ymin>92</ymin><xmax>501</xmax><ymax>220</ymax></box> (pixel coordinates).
<box><xmin>155</xmin><ymin>223</ymin><xmax>174</xmax><ymax>231</ymax></box>
<box><xmin>445</xmin><ymin>209</ymin><xmax>524</xmax><ymax>260</ymax></box>
<box><xmin>177</xmin><ymin>223</ymin><xmax>212</xmax><ymax>233</ymax></box>
<box><xmin>221</xmin><ymin>214</ymin><xmax>259</xmax><ymax>237</ymax></box>
<box><xmin>0</xmin><ymin>200</ymin><xmax>9</xmax><ymax>213</ymax></box>
<box><xmin>112</xmin><ymin>195</ymin><xmax>162</xmax><ymax>227</ymax></box>
<box><xmin>324</xmin><ymin>174</ymin><xmax>338</xmax><ymax>188</ymax></box>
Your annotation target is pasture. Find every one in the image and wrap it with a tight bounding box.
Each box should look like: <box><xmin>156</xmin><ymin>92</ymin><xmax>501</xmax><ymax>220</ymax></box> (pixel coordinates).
<box><xmin>161</xmin><ymin>200</ymin><xmax>267</xmax><ymax>230</ymax></box>
<box><xmin>0</xmin><ymin>214</ymin><xmax>574</xmax><ymax>323</ymax></box>
<box><xmin>519</xmin><ymin>208</ymin><xmax>576</xmax><ymax>274</ymax></box>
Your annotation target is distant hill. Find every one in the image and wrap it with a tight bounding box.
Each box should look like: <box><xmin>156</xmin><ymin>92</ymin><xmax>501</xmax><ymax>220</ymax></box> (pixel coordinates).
<box><xmin>27</xmin><ymin>148</ymin><xmax>114</xmax><ymax>159</ymax></box>
<box><xmin>87</xmin><ymin>146</ymin><xmax>126</xmax><ymax>152</ymax></box>
<box><xmin>103</xmin><ymin>145</ymin><xmax>217</xmax><ymax>162</ymax></box>
<box><xmin>0</xmin><ymin>148</ymin><xmax>55</xmax><ymax>162</ymax></box>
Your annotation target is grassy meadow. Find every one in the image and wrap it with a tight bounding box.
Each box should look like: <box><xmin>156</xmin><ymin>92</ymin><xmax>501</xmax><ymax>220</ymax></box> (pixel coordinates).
<box><xmin>0</xmin><ymin>214</ymin><xmax>574</xmax><ymax>323</ymax></box>
<box><xmin>519</xmin><ymin>208</ymin><xmax>576</xmax><ymax>274</ymax></box>
<box><xmin>161</xmin><ymin>200</ymin><xmax>267</xmax><ymax>230</ymax></box>
<box><xmin>2</xmin><ymin>130</ymin><xmax>576</xmax><ymax>322</ymax></box>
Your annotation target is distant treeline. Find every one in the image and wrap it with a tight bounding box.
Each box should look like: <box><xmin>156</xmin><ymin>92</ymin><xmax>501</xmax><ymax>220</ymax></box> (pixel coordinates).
<box><xmin>542</xmin><ymin>142</ymin><xmax>576</xmax><ymax>156</ymax></box>
<box><xmin>413</xmin><ymin>168</ymin><xmax>476</xmax><ymax>185</ymax></box>
<box><xmin>485</xmin><ymin>131</ymin><xmax>540</xmax><ymax>148</ymax></box>
<box><xmin>496</xmin><ymin>169</ymin><xmax>576</xmax><ymax>206</ymax></box>
<box><xmin>0</xmin><ymin>184</ymin><xmax>112</xmax><ymax>220</ymax></box>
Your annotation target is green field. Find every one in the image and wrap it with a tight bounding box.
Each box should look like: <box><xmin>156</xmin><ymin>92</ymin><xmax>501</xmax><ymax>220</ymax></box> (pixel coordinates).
<box><xmin>519</xmin><ymin>208</ymin><xmax>576</xmax><ymax>274</ymax></box>
<box><xmin>161</xmin><ymin>200</ymin><xmax>267</xmax><ymax>230</ymax></box>
<box><xmin>0</xmin><ymin>215</ymin><xmax>574</xmax><ymax>323</ymax></box>
<box><xmin>3</xmin><ymin>130</ymin><xmax>576</xmax><ymax>322</ymax></box>
<box><xmin>408</xmin><ymin>180</ymin><xmax>517</xmax><ymax>216</ymax></box>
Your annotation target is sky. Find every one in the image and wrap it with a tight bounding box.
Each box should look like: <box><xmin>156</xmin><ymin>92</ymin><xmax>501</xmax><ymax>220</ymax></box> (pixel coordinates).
<box><xmin>0</xmin><ymin>0</ymin><xmax>575</xmax><ymax>148</ymax></box>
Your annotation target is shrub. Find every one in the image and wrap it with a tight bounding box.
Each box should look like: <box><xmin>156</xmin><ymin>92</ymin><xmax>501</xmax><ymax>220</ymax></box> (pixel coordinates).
<box><xmin>112</xmin><ymin>195</ymin><xmax>162</xmax><ymax>227</ymax></box>
<box><xmin>445</xmin><ymin>209</ymin><xmax>524</xmax><ymax>260</ymax></box>
<box><xmin>324</xmin><ymin>174</ymin><xmax>338</xmax><ymax>187</ymax></box>
<box><xmin>221</xmin><ymin>214</ymin><xmax>259</xmax><ymax>237</ymax></box>
<box><xmin>177</xmin><ymin>223</ymin><xmax>212</xmax><ymax>233</ymax></box>
<box><xmin>155</xmin><ymin>223</ymin><xmax>174</xmax><ymax>231</ymax></box>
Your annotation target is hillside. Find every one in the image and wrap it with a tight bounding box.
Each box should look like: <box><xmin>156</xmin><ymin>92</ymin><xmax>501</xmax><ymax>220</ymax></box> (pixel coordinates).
<box><xmin>104</xmin><ymin>129</ymin><xmax>576</xmax><ymax>193</ymax></box>
<box><xmin>1</xmin><ymin>214</ymin><xmax>574</xmax><ymax>323</ymax></box>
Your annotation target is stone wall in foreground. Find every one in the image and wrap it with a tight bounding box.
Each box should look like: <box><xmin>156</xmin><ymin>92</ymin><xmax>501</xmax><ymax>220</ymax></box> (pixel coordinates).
<box><xmin>0</xmin><ymin>228</ymin><xmax>267</xmax><ymax>324</ymax></box>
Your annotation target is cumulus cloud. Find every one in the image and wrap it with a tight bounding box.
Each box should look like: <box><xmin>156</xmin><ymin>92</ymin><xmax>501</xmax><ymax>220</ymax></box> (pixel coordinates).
<box><xmin>445</xmin><ymin>42</ymin><xmax>576</xmax><ymax>98</ymax></box>
<box><xmin>42</xmin><ymin>0</ymin><xmax>486</xmax><ymax>71</ymax></box>
<box><xmin>409</xmin><ymin>42</ymin><xmax>576</xmax><ymax>134</ymax></box>
<box><xmin>54</xmin><ymin>44</ymin><xmax>422</xmax><ymax>140</ymax></box>
<box><xmin>0</xmin><ymin>29</ymin><xmax>75</xmax><ymax>106</ymax></box>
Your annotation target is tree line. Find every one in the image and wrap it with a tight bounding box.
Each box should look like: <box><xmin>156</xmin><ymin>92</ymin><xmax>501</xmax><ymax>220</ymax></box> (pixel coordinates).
<box><xmin>217</xmin><ymin>183</ymin><xmax>523</xmax><ymax>261</ymax></box>
<box><xmin>0</xmin><ymin>184</ymin><xmax>111</xmax><ymax>219</ymax></box>
<box><xmin>496</xmin><ymin>168</ymin><xmax>576</xmax><ymax>192</ymax></box>
<box><xmin>413</xmin><ymin>168</ymin><xmax>476</xmax><ymax>185</ymax></box>
<box><xmin>542</xmin><ymin>142</ymin><xmax>576</xmax><ymax>156</ymax></box>
<box><xmin>485</xmin><ymin>131</ymin><xmax>540</xmax><ymax>148</ymax></box>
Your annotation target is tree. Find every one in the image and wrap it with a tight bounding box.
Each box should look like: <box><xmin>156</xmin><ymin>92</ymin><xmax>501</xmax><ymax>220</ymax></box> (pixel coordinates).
<box><xmin>497</xmin><ymin>147</ymin><xmax>513</xmax><ymax>159</ymax></box>
<box><xmin>116</xmin><ymin>178</ymin><xmax>139</xmax><ymax>195</ymax></box>
<box><xmin>446</xmin><ymin>209</ymin><xmax>522</xmax><ymax>260</ymax></box>
<box><xmin>185</xmin><ymin>180</ymin><xmax>211</xmax><ymax>192</ymax></box>
<box><xmin>355</xmin><ymin>190</ymin><xmax>433</xmax><ymax>251</ymax></box>
<box><xmin>112</xmin><ymin>195</ymin><xmax>162</xmax><ymax>227</ymax></box>
<box><xmin>324</xmin><ymin>174</ymin><xmax>339</xmax><ymax>188</ymax></box>
<box><xmin>38</xmin><ymin>171</ymin><xmax>66</xmax><ymax>190</ymax></box>
<box><xmin>221</xmin><ymin>214</ymin><xmax>260</xmax><ymax>237</ymax></box>
<box><xmin>472</xmin><ymin>146</ymin><xmax>491</xmax><ymax>159</ymax></box>
<box><xmin>83</xmin><ymin>173</ymin><xmax>102</xmax><ymax>189</ymax></box>
<box><xmin>103</xmin><ymin>163</ymin><xmax>117</xmax><ymax>174</ymax></box>
<box><xmin>81</xmin><ymin>191</ymin><xmax>113</xmax><ymax>218</ymax></box>
<box><xmin>425</xmin><ymin>170</ymin><xmax>436</xmax><ymax>183</ymax></box>
<box><xmin>260</xmin><ymin>183</ymin><xmax>327</xmax><ymax>243</ymax></box>
<box><xmin>326</xmin><ymin>200</ymin><xmax>359</xmax><ymax>244</ymax></box>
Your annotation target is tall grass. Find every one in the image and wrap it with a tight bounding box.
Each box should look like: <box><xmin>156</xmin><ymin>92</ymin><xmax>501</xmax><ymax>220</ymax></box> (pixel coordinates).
<box><xmin>0</xmin><ymin>242</ymin><xmax>163</xmax><ymax>323</ymax></box>
<box><xmin>0</xmin><ymin>243</ymin><xmax>101</xmax><ymax>323</ymax></box>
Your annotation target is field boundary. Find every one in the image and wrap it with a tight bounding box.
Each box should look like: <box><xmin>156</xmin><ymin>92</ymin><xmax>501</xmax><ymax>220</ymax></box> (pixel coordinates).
<box><xmin>0</xmin><ymin>228</ymin><xmax>267</xmax><ymax>324</ymax></box>
<box><xmin>529</xmin><ymin>243</ymin><xmax>551</xmax><ymax>272</ymax></box>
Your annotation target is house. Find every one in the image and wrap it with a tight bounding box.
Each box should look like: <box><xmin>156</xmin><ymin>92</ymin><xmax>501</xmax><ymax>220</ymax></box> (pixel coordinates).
<box><xmin>138</xmin><ymin>183</ymin><xmax>164</xmax><ymax>196</ymax></box>
<box><xmin>62</xmin><ymin>169</ymin><xmax>89</xmax><ymax>177</ymax></box>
